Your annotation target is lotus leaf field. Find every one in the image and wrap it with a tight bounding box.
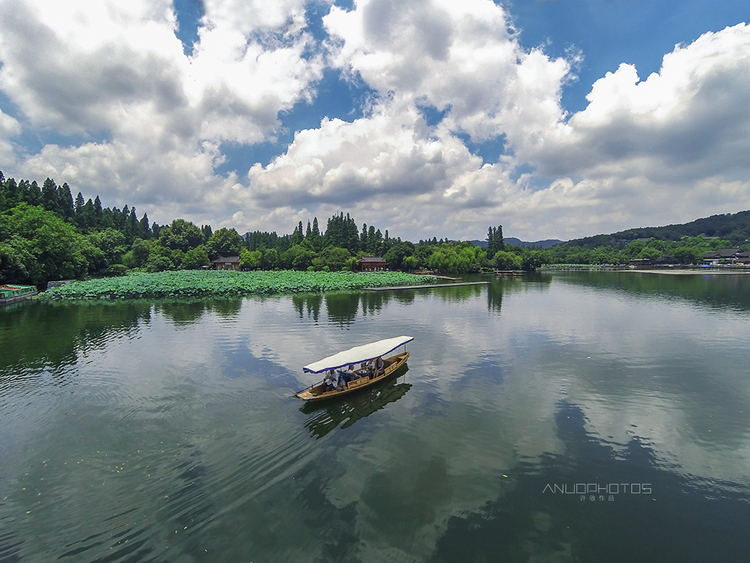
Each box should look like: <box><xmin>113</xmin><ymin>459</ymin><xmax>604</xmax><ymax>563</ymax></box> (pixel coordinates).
<box><xmin>37</xmin><ymin>270</ymin><xmax>439</xmax><ymax>300</ymax></box>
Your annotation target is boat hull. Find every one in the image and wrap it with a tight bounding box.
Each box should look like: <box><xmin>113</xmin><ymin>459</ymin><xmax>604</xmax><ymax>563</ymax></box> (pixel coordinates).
<box><xmin>297</xmin><ymin>351</ymin><xmax>410</xmax><ymax>402</ymax></box>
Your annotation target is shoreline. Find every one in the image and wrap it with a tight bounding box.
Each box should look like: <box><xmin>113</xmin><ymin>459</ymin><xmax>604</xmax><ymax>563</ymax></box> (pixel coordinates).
<box><xmin>625</xmin><ymin>268</ymin><xmax>750</xmax><ymax>275</ymax></box>
<box><xmin>543</xmin><ymin>267</ymin><xmax>750</xmax><ymax>275</ymax></box>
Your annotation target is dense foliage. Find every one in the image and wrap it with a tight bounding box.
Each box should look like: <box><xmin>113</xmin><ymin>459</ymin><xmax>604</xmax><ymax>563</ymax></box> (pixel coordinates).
<box><xmin>37</xmin><ymin>270</ymin><xmax>438</xmax><ymax>300</ymax></box>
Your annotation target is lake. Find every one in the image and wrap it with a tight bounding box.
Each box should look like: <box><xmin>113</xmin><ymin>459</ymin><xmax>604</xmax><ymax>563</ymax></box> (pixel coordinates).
<box><xmin>1</xmin><ymin>272</ymin><xmax>749</xmax><ymax>562</ymax></box>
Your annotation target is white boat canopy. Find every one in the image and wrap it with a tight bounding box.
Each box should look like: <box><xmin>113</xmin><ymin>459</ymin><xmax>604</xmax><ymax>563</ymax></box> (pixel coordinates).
<box><xmin>303</xmin><ymin>336</ymin><xmax>414</xmax><ymax>374</ymax></box>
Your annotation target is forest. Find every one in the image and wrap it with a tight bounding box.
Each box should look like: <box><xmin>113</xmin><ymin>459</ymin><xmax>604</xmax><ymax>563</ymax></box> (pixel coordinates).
<box><xmin>2</xmin><ymin>171</ymin><xmax>749</xmax><ymax>286</ymax></box>
<box><xmin>0</xmin><ymin>172</ymin><xmax>529</xmax><ymax>285</ymax></box>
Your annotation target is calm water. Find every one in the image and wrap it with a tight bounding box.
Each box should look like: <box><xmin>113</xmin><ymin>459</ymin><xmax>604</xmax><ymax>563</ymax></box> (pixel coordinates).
<box><xmin>1</xmin><ymin>272</ymin><xmax>749</xmax><ymax>562</ymax></box>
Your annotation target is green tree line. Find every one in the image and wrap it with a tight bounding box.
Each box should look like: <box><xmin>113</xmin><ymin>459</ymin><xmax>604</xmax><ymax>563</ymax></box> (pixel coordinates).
<box><xmin>5</xmin><ymin>171</ymin><xmax>747</xmax><ymax>286</ymax></box>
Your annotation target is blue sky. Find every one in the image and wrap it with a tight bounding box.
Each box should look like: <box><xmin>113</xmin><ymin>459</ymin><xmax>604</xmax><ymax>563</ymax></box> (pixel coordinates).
<box><xmin>0</xmin><ymin>0</ymin><xmax>748</xmax><ymax>241</ymax></box>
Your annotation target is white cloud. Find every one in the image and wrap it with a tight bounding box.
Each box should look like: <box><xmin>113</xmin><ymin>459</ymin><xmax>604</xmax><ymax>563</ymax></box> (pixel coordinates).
<box><xmin>325</xmin><ymin>0</ymin><xmax>569</xmax><ymax>144</ymax></box>
<box><xmin>0</xmin><ymin>0</ymin><xmax>184</xmax><ymax>135</ymax></box>
<box><xmin>0</xmin><ymin>1</ymin><xmax>749</xmax><ymax>241</ymax></box>
<box><xmin>528</xmin><ymin>23</ymin><xmax>750</xmax><ymax>180</ymax></box>
<box><xmin>0</xmin><ymin>0</ymin><xmax>324</xmax><ymax>226</ymax></box>
<box><xmin>501</xmin><ymin>23</ymin><xmax>750</xmax><ymax>238</ymax></box>
<box><xmin>0</xmin><ymin>108</ymin><xmax>21</xmax><ymax>165</ymax></box>
<box><xmin>0</xmin><ymin>109</ymin><xmax>21</xmax><ymax>137</ymax></box>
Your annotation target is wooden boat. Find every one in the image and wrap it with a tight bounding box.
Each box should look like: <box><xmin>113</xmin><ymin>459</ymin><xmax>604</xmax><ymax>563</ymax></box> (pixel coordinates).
<box><xmin>296</xmin><ymin>336</ymin><xmax>413</xmax><ymax>402</ymax></box>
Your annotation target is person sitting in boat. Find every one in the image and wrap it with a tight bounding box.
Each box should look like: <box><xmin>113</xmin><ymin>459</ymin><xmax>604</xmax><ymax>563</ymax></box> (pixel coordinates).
<box><xmin>338</xmin><ymin>366</ymin><xmax>355</xmax><ymax>385</ymax></box>
<box><xmin>375</xmin><ymin>357</ymin><xmax>384</xmax><ymax>375</ymax></box>
<box><xmin>324</xmin><ymin>370</ymin><xmax>338</xmax><ymax>391</ymax></box>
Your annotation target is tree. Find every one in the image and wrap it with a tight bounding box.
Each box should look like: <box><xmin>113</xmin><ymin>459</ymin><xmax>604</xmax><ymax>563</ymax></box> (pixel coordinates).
<box><xmin>324</xmin><ymin>212</ymin><xmax>359</xmax><ymax>252</ymax></box>
<box><xmin>126</xmin><ymin>206</ymin><xmax>139</xmax><ymax>242</ymax></box>
<box><xmin>310</xmin><ymin>217</ymin><xmax>322</xmax><ymax>251</ymax></box>
<box><xmin>492</xmin><ymin>251</ymin><xmax>522</xmax><ymax>270</ymax></box>
<box><xmin>282</xmin><ymin>245</ymin><xmax>315</xmax><ymax>270</ymax></box>
<box><xmin>521</xmin><ymin>249</ymin><xmax>551</xmax><ymax>271</ymax></box>
<box><xmin>290</xmin><ymin>221</ymin><xmax>304</xmax><ymax>246</ymax></box>
<box><xmin>239</xmin><ymin>249</ymin><xmax>262</xmax><ymax>270</ymax></box>
<box><xmin>384</xmin><ymin>241</ymin><xmax>415</xmax><ymax>270</ymax></box>
<box><xmin>206</xmin><ymin>227</ymin><xmax>243</xmax><ymax>258</ymax></box>
<box><xmin>74</xmin><ymin>192</ymin><xmax>86</xmax><ymax>228</ymax></box>
<box><xmin>637</xmin><ymin>247</ymin><xmax>662</xmax><ymax>261</ymax></box>
<box><xmin>93</xmin><ymin>196</ymin><xmax>104</xmax><ymax>228</ymax></box>
<box><xmin>145</xmin><ymin>254</ymin><xmax>172</xmax><ymax>272</ymax></box>
<box><xmin>403</xmin><ymin>255</ymin><xmax>419</xmax><ymax>271</ymax></box>
<box><xmin>158</xmin><ymin>219</ymin><xmax>204</xmax><ymax>252</ymax></box>
<box><xmin>131</xmin><ymin>238</ymin><xmax>151</xmax><ymax>267</ymax></box>
<box><xmin>260</xmin><ymin>247</ymin><xmax>281</xmax><ymax>270</ymax></box>
<box><xmin>26</xmin><ymin>181</ymin><xmax>42</xmax><ymax>206</ymax></box>
<box><xmin>41</xmin><ymin>178</ymin><xmax>60</xmax><ymax>215</ymax></box>
<box><xmin>0</xmin><ymin>203</ymin><xmax>90</xmax><ymax>284</ymax></box>
<box><xmin>139</xmin><ymin>213</ymin><xmax>151</xmax><ymax>238</ymax></box>
<box><xmin>487</xmin><ymin>225</ymin><xmax>505</xmax><ymax>259</ymax></box>
<box><xmin>673</xmin><ymin>246</ymin><xmax>701</xmax><ymax>265</ymax></box>
<box><xmin>367</xmin><ymin>228</ymin><xmax>383</xmax><ymax>255</ymax></box>
<box><xmin>87</xmin><ymin>228</ymin><xmax>127</xmax><ymax>272</ymax></box>
<box><xmin>182</xmin><ymin>247</ymin><xmax>210</xmax><ymax>269</ymax></box>
<box><xmin>360</xmin><ymin>223</ymin><xmax>368</xmax><ymax>251</ymax></box>
<box><xmin>81</xmin><ymin>198</ymin><xmax>96</xmax><ymax>232</ymax></box>
<box><xmin>59</xmin><ymin>183</ymin><xmax>75</xmax><ymax>221</ymax></box>
<box><xmin>170</xmin><ymin>249</ymin><xmax>185</xmax><ymax>269</ymax></box>
<box><xmin>312</xmin><ymin>247</ymin><xmax>351</xmax><ymax>271</ymax></box>
<box><xmin>0</xmin><ymin>239</ymin><xmax>33</xmax><ymax>283</ymax></box>
<box><xmin>2</xmin><ymin>177</ymin><xmax>18</xmax><ymax>210</ymax></box>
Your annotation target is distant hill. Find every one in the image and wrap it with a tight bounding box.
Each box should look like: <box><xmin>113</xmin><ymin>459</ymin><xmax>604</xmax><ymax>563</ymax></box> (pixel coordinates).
<box><xmin>561</xmin><ymin>210</ymin><xmax>750</xmax><ymax>249</ymax></box>
<box><xmin>471</xmin><ymin>237</ymin><xmax>563</xmax><ymax>248</ymax></box>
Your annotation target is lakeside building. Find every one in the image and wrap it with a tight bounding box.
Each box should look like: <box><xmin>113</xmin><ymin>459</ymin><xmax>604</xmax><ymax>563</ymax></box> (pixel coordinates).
<box><xmin>702</xmin><ymin>249</ymin><xmax>750</xmax><ymax>265</ymax></box>
<box><xmin>211</xmin><ymin>256</ymin><xmax>241</xmax><ymax>270</ymax></box>
<box><xmin>358</xmin><ymin>256</ymin><xmax>387</xmax><ymax>271</ymax></box>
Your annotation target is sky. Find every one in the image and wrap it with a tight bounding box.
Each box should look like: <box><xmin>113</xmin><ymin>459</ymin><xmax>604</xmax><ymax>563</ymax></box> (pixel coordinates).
<box><xmin>0</xmin><ymin>0</ymin><xmax>748</xmax><ymax>242</ymax></box>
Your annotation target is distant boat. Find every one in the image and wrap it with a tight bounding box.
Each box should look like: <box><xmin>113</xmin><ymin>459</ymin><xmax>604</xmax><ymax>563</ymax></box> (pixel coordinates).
<box><xmin>0</xmin><ymin>284</ymin><xmax>37</xmax><ymax>305</ymax></box>
<box><xmin>296</xmin><ymin>336</ymin><xmax>413</xmax><ymax>402</ymax></box>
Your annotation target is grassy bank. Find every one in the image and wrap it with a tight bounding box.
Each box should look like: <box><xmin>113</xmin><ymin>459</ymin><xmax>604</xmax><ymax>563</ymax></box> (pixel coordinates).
<box><xmin>37</xmin><ymin>270</ymin><xmax>438</xmax><ymax>300</ymax></box>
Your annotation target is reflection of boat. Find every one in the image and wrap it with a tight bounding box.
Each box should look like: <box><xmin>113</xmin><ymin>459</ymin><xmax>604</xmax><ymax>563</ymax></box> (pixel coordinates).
<box><xmin>296</xmin><ymin>336</ymin><xmax>413</xmax><ymax>402</ymax></box>
<box><xmin>302</xmin><ymin>372</ymin><xmax>412</xmax><ymax>438</ymax></box>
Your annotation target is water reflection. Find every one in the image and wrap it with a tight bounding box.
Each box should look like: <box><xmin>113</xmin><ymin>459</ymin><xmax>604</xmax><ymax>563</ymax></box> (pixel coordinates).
<box><xmin>0</xmin><ymin>300</ymin><xmax>151</xmax><ymax>373</ymax></box>
<box><xmin>287</xmin><ymin>281</ymin><xmax>511</xmax><ymax>326</ymax></box>
<box><xmin>430</xmin><ymin>400</ymin><xmax>750</xmax><ymax>563</ymax></box>
<box><xmin>551</xmin><ymin>271</ymin><xmax>750</xmax><ymax>313</ymax></box>
<box><xmin>302</xmin><ymin>367</ymin><xmax>411</xmax><ymax>439</ymax></box>
<box><xmin>1</xmin><ymin>272</ymin><xmax>749</xmax><ymax>562</ymax></box>
<box><xmin>324</xmin><ymin>292</ymin><xmax>360</xmax><ymax>325</ymax></box>
<box><xmin>486</xmin><ymin>279</ymin><xmax>504</xmax><ymax>313</ymax></box>
<box><xmin>292</xmin><ymin>293</ymin><xmax>323</xmax><ymax>321</ymax></box>
<box><xmin>155</xmin><ymin>298</ymin><xmax>243</xmax><ymax>326</ymax></box>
